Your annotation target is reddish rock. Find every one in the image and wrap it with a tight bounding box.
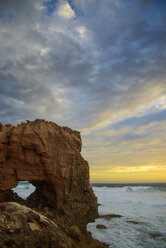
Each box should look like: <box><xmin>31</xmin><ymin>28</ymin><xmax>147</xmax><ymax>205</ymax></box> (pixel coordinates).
<box><xmin>0</xmin><ymin>120</ymin><xmax>97</xmax><ymax>223</ymax></box>
<box><xmin>0</xmin><ymin>120</ymin><xmax>108</xmax><ymax>248</ymax></box>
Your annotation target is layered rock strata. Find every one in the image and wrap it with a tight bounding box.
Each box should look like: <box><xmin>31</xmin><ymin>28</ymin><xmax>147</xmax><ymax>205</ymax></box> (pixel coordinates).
<box><xmin>0</xmin><ymin>120</ymin><xmax>108</xmax><ymax>248</ymax></box>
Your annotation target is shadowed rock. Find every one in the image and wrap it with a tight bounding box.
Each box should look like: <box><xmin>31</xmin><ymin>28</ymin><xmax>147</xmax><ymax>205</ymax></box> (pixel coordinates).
<box><xmin>148</xmin><ymin>231</ymin><xmax>163</xmax><ymax>238</ymax></box>
<box><xmin>99</xmin><ymin>213</ymin><xmax>123</xmax><ymax>219</ymax></box>
<box><xmin>0</xmin><ymin>202</ymin><xmax>108</xmax><ymax>248</ymax></box>
<box><xmin>126</xmin><ymin>220</ymin><xmax>144</xmax><ymax>225</ymax></box>
<box><xmin>96</xmin><ymin>224</ymin><xmax>107</xmax><ymax>229</ymax></box>
<box><xmin>0</xmin><ymin>202</ymin><xmax>67</xmax><ymax>248</ymax></box>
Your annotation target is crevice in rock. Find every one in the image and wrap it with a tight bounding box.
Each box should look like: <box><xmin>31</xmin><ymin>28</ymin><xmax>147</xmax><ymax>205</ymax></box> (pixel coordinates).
<box><xmin>32</xmin><ymin>125</ymin><xmax>45</xmax><ymax>147</ymax></box>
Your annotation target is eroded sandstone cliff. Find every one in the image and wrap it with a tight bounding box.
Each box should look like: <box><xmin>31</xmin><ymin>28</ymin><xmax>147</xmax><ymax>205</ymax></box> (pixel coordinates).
<box><xmin>0</xmin><ymin>120</ymin><xmax>108</xmax><ymax>248</ymax></box>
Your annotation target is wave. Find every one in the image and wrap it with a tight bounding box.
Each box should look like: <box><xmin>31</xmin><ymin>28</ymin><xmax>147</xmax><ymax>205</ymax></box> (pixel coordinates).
<box><xmin>93</xmin><ymin>185</ymin><xmax>166</xmax><ymax>193</ymax></box>
<box><xmin>12</xmin><ymin>182</ymin><xmax>36</xmax><ymax>190</ymax></box>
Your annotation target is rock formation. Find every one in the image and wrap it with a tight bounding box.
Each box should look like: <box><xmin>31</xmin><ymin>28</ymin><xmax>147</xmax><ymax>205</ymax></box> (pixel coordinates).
<box><xmin>0</xmin><ymin>202</ymin><xmax>108</xmax><ymax>248</ymax></box>
<box><xmin>0</xmin><ymin>120</ymin><xmax>108</xmax><ymax>248</ymax></box>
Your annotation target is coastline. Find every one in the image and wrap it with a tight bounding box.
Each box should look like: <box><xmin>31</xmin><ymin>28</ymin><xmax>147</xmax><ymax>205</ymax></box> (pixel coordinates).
<box><xmin>88</xmin><ymin>183</ymin><xmax>166</xmax><ymax>248</ymax></box>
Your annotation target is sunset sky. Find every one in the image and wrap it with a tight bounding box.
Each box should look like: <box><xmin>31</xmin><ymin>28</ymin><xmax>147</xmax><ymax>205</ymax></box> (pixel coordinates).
<box><xmin>0</xmin><ymin>0</ymin><xmax>166</xmax><ymax>183</ymax></box>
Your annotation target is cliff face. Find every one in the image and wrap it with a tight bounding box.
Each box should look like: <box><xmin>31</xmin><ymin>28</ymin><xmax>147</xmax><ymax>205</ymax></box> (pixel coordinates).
<box><xmin>0</xmin><ymin>120</ymin><xmax>108</xmax><ymax>247</ymax></box>
<box><xmin>0</xmin><ymin>120</ymin><xmax>98</xmax><ymax>227</ymax></box>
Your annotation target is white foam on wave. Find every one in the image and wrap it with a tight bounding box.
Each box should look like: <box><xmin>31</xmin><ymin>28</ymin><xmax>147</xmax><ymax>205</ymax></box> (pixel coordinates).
<box><xmin>88</xmin><ymin>185</ymin><xmax>166</xmax><ymax>248</ymax></box>
<box><xmin>94</xmin><ymin>185</ymin><xmax>154</xmax><ymax>193</ymax></box>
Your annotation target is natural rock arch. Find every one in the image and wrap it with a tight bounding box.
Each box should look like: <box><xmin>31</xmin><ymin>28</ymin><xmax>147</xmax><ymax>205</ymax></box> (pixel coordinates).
<box><xmin>0</xmin><ymin>120</ymin><xmax>109</xmax><ymax>248</ymax></box>
<box><xmin>0</xmin><ymin>120</ymin><xmax>97</xmax><ymax>225</ymax></box>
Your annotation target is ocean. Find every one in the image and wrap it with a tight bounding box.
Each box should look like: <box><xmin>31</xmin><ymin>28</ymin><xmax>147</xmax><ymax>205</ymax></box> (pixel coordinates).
<box><xmin>88</xmin><ymin>183</ymin><xmax>166</xmax><ymax>248</ymax></box>
<box><xmin>12</xmin><ymin>181</ymin><xmax>36</xmax><ymax>200</ymax></box>
<box><xmin>12</xmin><ymin>182</ymin><xmax>166</xmax><ymax>248</ymax></box>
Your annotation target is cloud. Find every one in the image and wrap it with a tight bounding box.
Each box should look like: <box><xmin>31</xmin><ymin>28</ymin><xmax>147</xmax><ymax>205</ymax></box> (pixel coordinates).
<box><xmin>57</xmin><ymin>1</ymin><xmax>75</xmax><ymax>18</ymax></box>
<box><xmin>0</xmin><ymin>0</ymin><xmax>166</xmax><ymax>127</ymax></box>
<box><xmin>0</xmin><ymin>0</ymin><xmax>166</xmax><ymax>181</ymax></box>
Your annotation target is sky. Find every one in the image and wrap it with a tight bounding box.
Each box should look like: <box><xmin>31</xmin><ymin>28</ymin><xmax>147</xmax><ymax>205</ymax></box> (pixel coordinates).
<box><xmin>0</xmin><ymin>0</ymin><xmax>166</xmax><ymax>183</ymax></box>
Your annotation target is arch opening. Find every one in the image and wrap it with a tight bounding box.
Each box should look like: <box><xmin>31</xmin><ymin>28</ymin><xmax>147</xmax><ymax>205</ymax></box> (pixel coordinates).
<box><xmin>2</xmin><ymin>179</ymin><xmax>57</xmax><ymax>210</ymax></box>
<box><xmin>12</xmin><ymin>181</ymin><xmax>36</xmax><ymax>200</ymax></box>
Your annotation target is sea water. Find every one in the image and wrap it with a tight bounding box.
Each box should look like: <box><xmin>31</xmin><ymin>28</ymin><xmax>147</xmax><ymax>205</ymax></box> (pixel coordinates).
<box><xmin>12</xmin><ymin>181</ymin><xmax>36</xmax><ymax>200</ymax></box>
<box><xmin>88</xmin><ymin>184</ymin><xmax>166</xmax><ymax>248</ymax></box>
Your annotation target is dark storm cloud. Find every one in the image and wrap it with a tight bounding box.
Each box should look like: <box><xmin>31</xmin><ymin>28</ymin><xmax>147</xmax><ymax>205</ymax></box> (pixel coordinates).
<box><xmin>0</xmin><ymin>0</ymin><xmax>166</xmax><ymax>130</ymax></box>
<box><xmin>0</xmin><ymin>0</ymin><xmax>39</xmax><ymax>21</ymax></box>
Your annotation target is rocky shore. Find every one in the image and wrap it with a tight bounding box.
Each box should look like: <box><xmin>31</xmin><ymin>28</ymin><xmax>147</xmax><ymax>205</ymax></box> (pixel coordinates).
<box><xmin>0</xmin><ymin>120</ymin><xmax>108</xmax><ymax>248</ymax></box>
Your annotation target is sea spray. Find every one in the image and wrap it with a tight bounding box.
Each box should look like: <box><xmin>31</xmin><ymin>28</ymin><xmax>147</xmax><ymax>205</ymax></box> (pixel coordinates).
<box><xmin>88</xmin><ymin>184</ymin><xmax>166</xmax><ymax>248</ymax></box>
